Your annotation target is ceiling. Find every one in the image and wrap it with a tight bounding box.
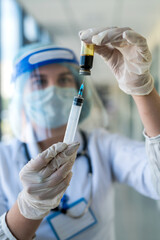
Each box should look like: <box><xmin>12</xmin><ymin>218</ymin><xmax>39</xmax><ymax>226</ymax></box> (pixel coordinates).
<box><xmin>17</xmin><ymin>0</ymin><xmax>160</xmax><ymax>85</ymax></box>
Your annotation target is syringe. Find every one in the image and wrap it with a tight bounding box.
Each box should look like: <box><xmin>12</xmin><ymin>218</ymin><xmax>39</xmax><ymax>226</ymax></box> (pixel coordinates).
<box><xmin>63</xmin><ymin>83</ymin><xmax>84</xmax><ymax>144</ymax></box>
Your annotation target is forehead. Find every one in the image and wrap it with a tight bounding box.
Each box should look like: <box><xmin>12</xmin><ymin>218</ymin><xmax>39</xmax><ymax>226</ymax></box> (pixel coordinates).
<box><xmin>33</xmin><ymin>63</ymin><xmax>71</xmax><ymax>75</ymax></box>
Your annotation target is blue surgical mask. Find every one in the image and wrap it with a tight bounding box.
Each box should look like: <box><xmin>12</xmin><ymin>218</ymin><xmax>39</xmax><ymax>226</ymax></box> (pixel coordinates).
<box><xmin>24</xmin><ymin>86</ymin><xmax>77</xmax><ymax>129</ymax></box>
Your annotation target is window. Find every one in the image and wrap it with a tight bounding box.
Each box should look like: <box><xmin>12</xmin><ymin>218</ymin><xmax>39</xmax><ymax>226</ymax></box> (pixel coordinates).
<box><xmin>0</xmin><ymin>0</ymin><xmax>51</xmax><ymax>141</ymax></box>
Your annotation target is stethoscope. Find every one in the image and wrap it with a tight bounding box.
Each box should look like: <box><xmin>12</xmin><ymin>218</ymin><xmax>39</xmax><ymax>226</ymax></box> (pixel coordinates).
<box><xmin>22</xmin><ymin>131</ymin><xmax>93</xmax><ymax>219</ymax></box>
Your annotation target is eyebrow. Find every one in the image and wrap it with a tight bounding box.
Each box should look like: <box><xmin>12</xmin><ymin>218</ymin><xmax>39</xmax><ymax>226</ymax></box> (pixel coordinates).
<box><xmin>30</xmin><ymin>72</ymin><xmax>73</xmax><ymax>78</ymax></box>
<box><xmin>58</xmin><ymin>72</ymin><xmax>73</xmax><ymax>77</ymax></box>
<box><xmin>30</xmin><ymin>73</ymin><xmax>46</xmax><ymax>78</ymax></box>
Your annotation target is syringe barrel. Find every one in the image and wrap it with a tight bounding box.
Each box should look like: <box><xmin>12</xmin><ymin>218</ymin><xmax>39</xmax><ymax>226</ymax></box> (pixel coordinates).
<box><xmin>63</xmin><ymin>96</ymin><xmax>84</xmax><ymax>144</ymax></box>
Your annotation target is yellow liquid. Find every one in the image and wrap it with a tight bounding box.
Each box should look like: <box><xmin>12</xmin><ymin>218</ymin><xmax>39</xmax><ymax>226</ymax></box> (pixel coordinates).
<box><xmin>81</xmin><ymin>42</ymin><xmax>94</xmax><ymax>56</ymax></box>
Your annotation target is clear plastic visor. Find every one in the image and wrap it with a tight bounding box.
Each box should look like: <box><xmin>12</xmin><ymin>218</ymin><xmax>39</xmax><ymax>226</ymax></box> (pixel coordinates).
<box><xmin>9</xmin><ymin>62</ymin><xmax>108</xmax><ymax>144</ymax></box>
<box><xmin>9</xmin><ymin>63</ymin><xmax>79</xmax><ymax>143</ymax></box>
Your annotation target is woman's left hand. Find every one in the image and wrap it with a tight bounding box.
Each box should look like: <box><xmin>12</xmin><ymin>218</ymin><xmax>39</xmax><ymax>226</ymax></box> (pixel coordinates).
<box><xmin>79</xmin><ymin>27</ymin><xmax>154</xmax><ymax>96</ymax></box>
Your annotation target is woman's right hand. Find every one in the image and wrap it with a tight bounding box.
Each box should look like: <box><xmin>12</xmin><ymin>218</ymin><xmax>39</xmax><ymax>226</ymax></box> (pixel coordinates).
<box><xmin>17</xmin><ymin>142</ymin><xmax>79</xmax><ymax>220</ymax></box>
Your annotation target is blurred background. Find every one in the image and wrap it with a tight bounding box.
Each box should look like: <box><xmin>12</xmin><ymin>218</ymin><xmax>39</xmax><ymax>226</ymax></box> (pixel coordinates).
<box><xmin>0</xmin><ymin>0</ymin><xmax>160</xmax><ymax>239</ymax></box>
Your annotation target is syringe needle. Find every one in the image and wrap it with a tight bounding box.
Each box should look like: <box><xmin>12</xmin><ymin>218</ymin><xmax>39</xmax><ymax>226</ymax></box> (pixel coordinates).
<box><xmin>78</xmin><ymin>83</ymin><xmax>84</xmax><ymax>97</ymax></box>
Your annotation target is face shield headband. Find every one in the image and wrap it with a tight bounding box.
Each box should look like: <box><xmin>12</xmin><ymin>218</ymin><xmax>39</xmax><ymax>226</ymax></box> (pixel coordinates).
<box><xmin>12</xmin><ymin>47</ymin><xmax>79</xmax><ymax>82</ymax></box>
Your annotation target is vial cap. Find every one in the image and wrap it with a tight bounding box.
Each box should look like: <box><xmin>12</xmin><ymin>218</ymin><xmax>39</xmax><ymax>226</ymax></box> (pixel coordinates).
<box><xmin>79</xmin><ymin>68</ymin><xmax>91</xmax><ymax>75</ymax></box>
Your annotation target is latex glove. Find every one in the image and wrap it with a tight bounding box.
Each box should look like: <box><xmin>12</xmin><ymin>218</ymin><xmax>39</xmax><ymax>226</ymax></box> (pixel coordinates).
<box><xmin>80</xmin><ymin>27</ymin><xmax>154</xmax><ymax>95</ymax></box>
<box><xmin>17</xmin><ymin>142</ymin><xmax>80</xmax><ymax>220</ymax></box>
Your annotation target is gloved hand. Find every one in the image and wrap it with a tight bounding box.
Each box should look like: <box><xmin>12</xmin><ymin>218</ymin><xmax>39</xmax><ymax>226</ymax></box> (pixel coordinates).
<box><xmin>17</xmin><ymin>142</ymin><xmax>79</xmax><ymax>220</ymax></box>
<box><xmin>80</xmin><ymin>27</ymin><xmax>154</xmax><ymax>95</ymax></box>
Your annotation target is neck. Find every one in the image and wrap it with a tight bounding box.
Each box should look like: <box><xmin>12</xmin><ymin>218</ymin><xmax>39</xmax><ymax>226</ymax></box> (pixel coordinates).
<box><xmin>38</xmin><ymin>125</ymin><xmax>66</xmax><ymax>151</ymax></box>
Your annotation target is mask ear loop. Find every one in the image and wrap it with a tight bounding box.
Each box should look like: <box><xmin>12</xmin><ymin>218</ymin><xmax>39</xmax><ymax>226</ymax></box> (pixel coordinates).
<box><xmin>24</xmin><ymin>67</ymin><xmax>52</xmax><ymax>141</ymax></box>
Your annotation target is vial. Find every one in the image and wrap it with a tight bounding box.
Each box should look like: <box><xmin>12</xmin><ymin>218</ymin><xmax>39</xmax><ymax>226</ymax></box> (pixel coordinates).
<box><xmin>79</xmin><ymin>41</ymin><xmax>94</xmax><ymax>75</ymax></box>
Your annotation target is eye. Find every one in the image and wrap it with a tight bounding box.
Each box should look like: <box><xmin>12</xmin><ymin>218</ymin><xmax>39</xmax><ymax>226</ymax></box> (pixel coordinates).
<box><xmin>31</xmin><ymin>77</ymin><xmax>48</xmax><ymax>90</ymax></box>
<box><xmin>57</xmin><ymin>75</ymin><xmax>75</xmax><ymax>87</ymax></box>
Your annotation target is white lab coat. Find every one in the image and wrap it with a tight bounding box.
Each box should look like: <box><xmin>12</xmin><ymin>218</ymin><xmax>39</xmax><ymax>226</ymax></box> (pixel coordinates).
<box><xmin>144</xmin><ymin>132</ymin><xmax>160</xmax><ymax>197</ymax></box>
<box><xmin>0</xmin><ymin>128</ymin><xmax>159</xmax><ymax>240</ymax></box>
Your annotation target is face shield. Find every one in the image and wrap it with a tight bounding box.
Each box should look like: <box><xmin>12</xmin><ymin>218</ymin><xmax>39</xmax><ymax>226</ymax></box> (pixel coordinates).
<box><xmin>9</xmin><ymin>45</ymin><xmax>108</xmax><ymax>143</ymax></box>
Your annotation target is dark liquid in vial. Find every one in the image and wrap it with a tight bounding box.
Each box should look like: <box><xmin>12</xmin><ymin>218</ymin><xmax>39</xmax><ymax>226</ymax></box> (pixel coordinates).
<box><xmin>80</xmin><ymin>55</ymin><xmax>93</xmax><ymax>69</ymax></box>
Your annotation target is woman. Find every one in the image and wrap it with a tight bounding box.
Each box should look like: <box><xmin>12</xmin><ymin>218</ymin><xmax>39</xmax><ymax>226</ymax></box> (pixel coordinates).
<box><xmin>0</xmin><ymin>27</ymin><xmax>160</xmax><ymax>240</ymax></box>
